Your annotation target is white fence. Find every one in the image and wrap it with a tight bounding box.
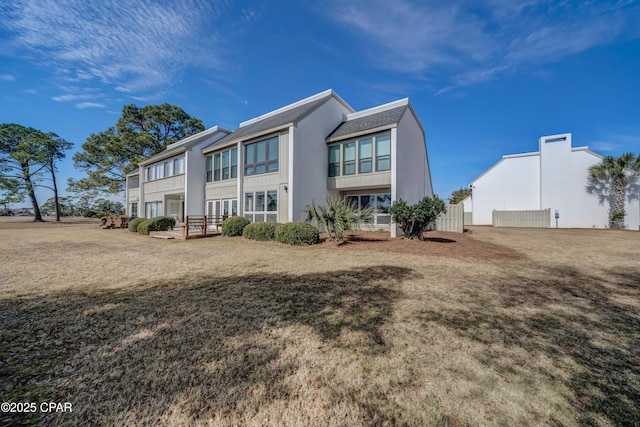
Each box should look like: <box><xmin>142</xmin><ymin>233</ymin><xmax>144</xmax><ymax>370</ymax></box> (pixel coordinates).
<box><xmin>464</xmin><ymin>212</ymin><xmax>472</xmax><ymax>225</ymax></box>
<box><xmin>436</xmin><ymin>203</ymin><xmax>464</xmax><ymax>233</ymax></box>
<box><xmin>492</xmin><ymin>209</ymin><xmax>550</xmax><ymax>228</ymax></box>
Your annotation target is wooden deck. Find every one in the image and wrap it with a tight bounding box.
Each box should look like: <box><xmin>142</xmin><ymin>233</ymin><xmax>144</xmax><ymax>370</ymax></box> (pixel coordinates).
<box><xmin>149</xmin><ymin>215</ymin><xmax>227</xmax><ymax>240</ymax></box>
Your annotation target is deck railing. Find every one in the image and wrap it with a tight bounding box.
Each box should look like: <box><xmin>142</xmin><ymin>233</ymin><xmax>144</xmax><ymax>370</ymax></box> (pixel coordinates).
<box><xmin>182</xmin><ymin>215</ymin><xmax>227</xmax><ymax>239</ymax></box>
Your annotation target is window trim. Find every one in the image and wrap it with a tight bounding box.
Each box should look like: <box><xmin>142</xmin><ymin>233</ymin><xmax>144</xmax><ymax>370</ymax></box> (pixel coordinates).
<box><xmin>329</xmin><ymin>131</ymin><xmax>391</xmax><ymax>178</ymax></box>
<box><xmin>146</xmin><ymin>156</ymin><xmax>185</xmax><ymax>182</ymax></box>
<box><xmin>207</xmin><ymin>147</ymin><xmax>238</xmax><ymax>183</ymax></box>
<box><xmin>244</xmin><ymin>136</ymin><xmax>279</xmax><ymax>176</ymax></box>
<box><xmin>244</xmin><ymin>190</ymin><xmax>278</xmax><ymax>222</ymax></box>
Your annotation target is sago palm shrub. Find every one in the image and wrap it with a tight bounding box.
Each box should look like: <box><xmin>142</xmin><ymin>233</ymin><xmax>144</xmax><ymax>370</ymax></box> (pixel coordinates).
<box><xmin>304</xmin><ymin>194</ymin><xmax>374</xmax><ymax>242</ymax></box>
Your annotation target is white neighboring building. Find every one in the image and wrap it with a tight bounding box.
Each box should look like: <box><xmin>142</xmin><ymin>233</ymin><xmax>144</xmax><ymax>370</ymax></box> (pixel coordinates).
<box><xmin>469</xmin><ymin>133</ymin><xmax>640</xmax><ymax>229</ymax></box>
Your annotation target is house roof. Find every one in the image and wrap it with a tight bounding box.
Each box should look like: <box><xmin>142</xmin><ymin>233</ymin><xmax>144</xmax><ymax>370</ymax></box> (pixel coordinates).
<box><xmin>326</xmin><ymin>98</ymin><xmax>411</xmax><ymax>143</ymax></box>
<box><xmin>139</xmin><ymin>126</ymin><xmax>231</xmax><ymax>166</ymax></box>
<box><xmin>203</xmin><ymin>89</ymin><xmax>353</xmax><ymax>153</ymax></box>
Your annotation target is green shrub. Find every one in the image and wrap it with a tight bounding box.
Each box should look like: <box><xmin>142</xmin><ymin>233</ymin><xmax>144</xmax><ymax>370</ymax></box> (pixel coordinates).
<box><xmin>128</xmin><ymin>217</ymin><xmax>145</xmax><ymax>233</ymax></box>
<box><xmin>274</xmin><ymin>222</ymin><xmax>320</xmax><ymax>245</ymax></box>
<box><xmin>222</xmin><ymin>216</ymin><xmax>250</xmax><ymax>236</ymax></box>
<box><xmin>243</xmin><ymin>222</ymin><xmax>279</xmax><ymax>241</ymax></box>
<box><xmin>138</xmin><ymin>216</ymin><xmax>176</xmax><ymax>235</ymax></box>
<box><xmin>390</xmin><ymin>196</ymin><xmax>446</xmax><ymax>240</ymax></box>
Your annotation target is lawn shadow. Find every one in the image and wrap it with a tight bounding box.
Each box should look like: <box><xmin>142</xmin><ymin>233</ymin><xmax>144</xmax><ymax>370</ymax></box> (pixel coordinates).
<box><xmin>423</xmin><ymin>237</ymin><xmax>456</xmax><ymax>243</ymax></box>
<box><xmin>419</xmin><ymin>263</ymin><xmax>640</xmax><ymax>425</ymax></box>
<box><xmin>0</xmin><ymin>265</ymin><xmax>412</xmax><ymax>426</ymax></box>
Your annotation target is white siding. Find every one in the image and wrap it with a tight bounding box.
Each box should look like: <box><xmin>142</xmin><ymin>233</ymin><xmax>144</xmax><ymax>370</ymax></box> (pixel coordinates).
<box><xmin>395</xmin><ymin>108</ymin><xmax>433</xmax><ymax>237</ymax></box>
<box><xmin>395</xmin><ymin>108</ymin><xmax>432</xmax><ymax>202</ymax></box>
<box><xmin>471</xmin><ymin>154</ymin><xmax>540</xmax><ymax>225</ymax></box>
<box><xmin>291</xmin><ymin>97</ymin><xmax>350</xmax><ymax>221</ymax></box>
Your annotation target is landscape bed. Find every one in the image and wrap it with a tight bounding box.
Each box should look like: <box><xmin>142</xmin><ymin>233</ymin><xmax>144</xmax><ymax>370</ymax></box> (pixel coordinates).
<box><xmin>0</xmin><ymin>218</ymin><xmax>638</xmax><ymax>426</ymax></box>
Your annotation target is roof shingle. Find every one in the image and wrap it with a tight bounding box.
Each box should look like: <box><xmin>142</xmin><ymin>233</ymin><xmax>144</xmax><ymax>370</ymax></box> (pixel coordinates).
<box><xmin>205</xmin><ymin>94</ymin><xmax>332</xmax><ymax>151</ymax></box>
<box><xmin>327</xmin><ymin>105</ymin><xmax>407</xmax><ymax>141</ymax></box>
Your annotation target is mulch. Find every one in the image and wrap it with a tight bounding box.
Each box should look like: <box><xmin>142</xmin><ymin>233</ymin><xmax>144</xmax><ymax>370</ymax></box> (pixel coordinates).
<box><xmin>315</xmin><ymin>230</ymin><xmax>526</xmax><ymax>260</ymax></box>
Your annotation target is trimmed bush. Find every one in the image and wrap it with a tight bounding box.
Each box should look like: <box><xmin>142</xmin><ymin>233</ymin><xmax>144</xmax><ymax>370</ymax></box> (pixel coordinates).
<box><xmin>128</xmin><ymin>217</ymin><xmax>145</xmax><ymax>233</ymax></box>
<box><xmin>243</xmin><ymin>222</ymin><xmax>279</xmax><ymax>241</ymax></box>
<box><xmin>221</xmin><ymin>216</ymin><xmax>250</xmax><ymax>236</ymax></box>
<box><xmin>138</xmin><ymin>216</ymin><xmax>176</xmax><ymax>235</ymax></box>
<box><xmin>275</xmin><ymin>222</ymin><xmax>320</xmax><ymax>246</ymax></box>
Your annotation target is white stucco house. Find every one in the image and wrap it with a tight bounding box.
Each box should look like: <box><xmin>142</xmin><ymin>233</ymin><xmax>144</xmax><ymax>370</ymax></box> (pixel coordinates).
<box><xmin>126</xmin><ymin>89</ymin><xmax>433</xmax><ymax>237</ymax></box>
<box><xmin>469</xmin><ymin>133</ymin><xmax>640</xmax><ymax>229</ymax></box>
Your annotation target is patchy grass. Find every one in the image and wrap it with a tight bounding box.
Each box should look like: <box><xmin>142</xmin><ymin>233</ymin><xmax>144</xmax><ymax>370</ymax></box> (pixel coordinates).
<box><xmin>0</xmin><ymin>220</ymin><xmax>639</xmax><ymax>426</ymax></box>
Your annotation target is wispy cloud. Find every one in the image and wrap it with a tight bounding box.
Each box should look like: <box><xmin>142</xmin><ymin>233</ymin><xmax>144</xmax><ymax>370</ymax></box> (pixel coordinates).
<box><xmin>590</xmin><ymin>133</ymin><xmax>640</xmax><ymax>152</ymax></box>
<box><xmin>0</xmin><ymin>74</ymin><xmax>15</xmax><ymax>81</ymax></box>
<box><xmin>0</xmin><ymin>0</ymin><xmax>234</xmax><ymax>97</ymax></box>
<box><xmin>323</xmin><ymin>0</ymin><xmax>640</xmax><ymax>93</ymax></box>
<box><xmin>76</xmin><ymin>102</ymin><xmax>106</xmax><ymax>109</ymax></box>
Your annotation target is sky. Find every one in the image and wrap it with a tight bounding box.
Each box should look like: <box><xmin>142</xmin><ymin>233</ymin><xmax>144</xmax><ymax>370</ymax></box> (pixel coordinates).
<box><xmin>1</xmin><ymin>0</ymin><xmax>640</xmax><ymax>206</ymax></box>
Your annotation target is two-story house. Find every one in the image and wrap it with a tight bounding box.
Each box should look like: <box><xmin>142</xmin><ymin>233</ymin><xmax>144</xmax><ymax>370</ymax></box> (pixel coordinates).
<box><xmin>126</xmin><ymin>89</ymin><xmax>433</xmax><ymax>237</ymax></box>
<box><xmin>125</xmin><ymin>126</ymin><xmax>230</xmax><ymax>223</ymax></box>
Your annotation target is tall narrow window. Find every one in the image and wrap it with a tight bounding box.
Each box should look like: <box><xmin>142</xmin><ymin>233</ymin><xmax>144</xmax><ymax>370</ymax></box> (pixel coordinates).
<box><xmin>231</xmin><ymin>148</ymin><xmax>238</xmax><ymax>178</ymax></box>
<box><xmin>376</xmin><ymin>135</ymin><xmax>391</xmax><ymax>171</ymax></box>
<box><xmin>267</xmin><ymin>138</ymin><xmax>278</xmax><ymax>172</ymax></box>
<box><xmin>343</xmin><ymin>142</ymin><xmax>355</xmax><ymax>175</ymax></box>
<box><xmin>206</xmin><ymin>155</ymin><xmax>212</xmax><ymax>182</ymax></box>
<box><xmin>328</xmin><ymin>145</ymin><xmax>340</xmax><ymax>177</ymax></box>
<box><xmin>359</xmin><ymin>138</ymin><xmax>372</xmax><ymax>173</ymax></box>
<box><xmin>266</xmin><ymin>190</ymin><xmax>277</xmax><ymax>222</ymax></box>
<box><xmin>244</xmin><ymin>193</ymin><xmax>254</xmax><ymax>212</ymax></box>
<box><xmin>222</xmin><ymin>151</ymin><xmax>229</xmax><ymax>180</ymax></box>
<box><xmin>156</xmin><ymin>163</ymin><xmax>164</xmax><ymax>179</ymax></box>
<box><xmin>214</xmin><ymin>153</ymin><xmax>221</xmax><ymax>181</ymax></box>
<box><xmin>174</xmin><ymin>157</ymin><xmax>184</xmax><ymax>174</ymax></box>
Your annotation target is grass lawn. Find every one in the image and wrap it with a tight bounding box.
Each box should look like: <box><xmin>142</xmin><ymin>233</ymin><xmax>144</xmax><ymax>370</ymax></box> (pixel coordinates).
<box><xmin>0</xmin><ymin>218</ymin><xmax>639</xmax><ymax>426</ymax></box>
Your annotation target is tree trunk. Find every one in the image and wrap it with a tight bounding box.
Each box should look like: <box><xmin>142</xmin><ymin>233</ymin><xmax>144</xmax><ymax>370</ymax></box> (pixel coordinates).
<box><xmin>611</xmin><ymin>175</ymin><xmax>627</xmax><ymax>229</ymax></box>
<box><xmin>22</xmin><ymin>163</ymin><xmax>43</xmax><ymax>222</ymax></box>
<box><xmin>50</xmin><ymin>159</ymin><xmax>60</xmax><ymax>222</ymax></box>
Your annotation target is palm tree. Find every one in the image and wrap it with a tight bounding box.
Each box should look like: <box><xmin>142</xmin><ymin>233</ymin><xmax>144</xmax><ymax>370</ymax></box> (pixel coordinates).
<box><xmin>588</xmin><ymin>153</ymin><xmax>640</xmax><ymax>229</ymax></box>
<box><xmin>304</xmin><ymin>194</ymin><xmax>374</xmax><ymax>242</ymax></box>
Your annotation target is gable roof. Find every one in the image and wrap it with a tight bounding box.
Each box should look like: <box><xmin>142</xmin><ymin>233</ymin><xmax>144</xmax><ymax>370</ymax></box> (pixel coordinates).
<box><xmin>203</xmin><ymin>89</ymin><xmax>353</xmax><ymax>153</ymax></box>
<box><xmin>326</xmin><ymin>99</ymin><xmax>409</xmax><ymax>142</ymax></box>
<box><xmin>139</xmin><ymin>126</ymin><xmax>231</xmax><ymax>166</ymax></box>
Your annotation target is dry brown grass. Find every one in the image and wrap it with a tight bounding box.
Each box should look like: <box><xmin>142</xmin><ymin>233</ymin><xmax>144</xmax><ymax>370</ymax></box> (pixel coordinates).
<box><xmin>1</xmin><ymin>219</ymin><xmax>639</xmax><ymax>426</ymax></box>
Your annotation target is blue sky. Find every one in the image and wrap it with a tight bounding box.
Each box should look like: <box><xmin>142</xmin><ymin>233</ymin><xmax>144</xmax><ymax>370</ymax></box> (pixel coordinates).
<box><xmin>1</xmin><ymin>0</ymin><xmax>640</xmax><ymax>205</ymax></box>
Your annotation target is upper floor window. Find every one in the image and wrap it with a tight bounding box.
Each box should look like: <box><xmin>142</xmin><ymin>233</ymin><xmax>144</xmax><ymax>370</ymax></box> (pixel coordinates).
<box><xmin>328</xmin><ymin>132</ymin><xmax>391</xmax><ymax>177</ymax></box>
<box><xmin>328</xmin><ymin>145</ymin><xmax>340</xmax><ymax>177</ymax></box>
<box><xmin>146</xmin><ymin>156</ymin><xmax>184</xmax><ymax>182</ymax></box>
<box><xmin>206</xmin><ymin>147</ymin><xmax>237</xmax><ymax>183</ymax></box>
<box><xmin>245</xmin><ymin>136</ymin><xmax>278</xmax><ymax>176</ymax></box>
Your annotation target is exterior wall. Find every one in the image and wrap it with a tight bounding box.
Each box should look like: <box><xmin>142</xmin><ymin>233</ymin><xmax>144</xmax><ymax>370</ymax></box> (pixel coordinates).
<box><xmin>290</xmin><ymin>97</ymin><xmax>350</xmax><ymax>221</ymax></box>
<box><xmin>143</xmin><ymin>174</ymin><xmax>185</xmax><ymax>201</ymax></box>
<box><xmin>395</xmin><ymin>109</ymin><xmax>433</xmax><ymax>203</ymax></box>
<box><xmin>241</xmin><ymin>130</ymin><xmax>290</xmax><ymax>222</ymax></box>
<box><xmin>185</xmin><ymin>149</ymin><xmax>204</xmax><ymax>216</ymax></box>
<box><xmin>471</xmin><ymin>154</ymin><xmax>540</xmax><ymax>225</ymax></box>
<box><xmin>328</xmin><ymin>171</ymin><xmax>391</xmax><ymax>190</ymax></box>
<box><xmin>539</xmin><ymin>134</ymin><xmax>573</xmax><ymax>227</ymax></box>
<box><xmin>394</xmin><ymin>108</ymin><xmax>433</xmax><ymax>237</ymax></box>
<box><xmin>205</xmin><ymin>181</ymin><xmax>237</xmax><ymax>200</ymax></box>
